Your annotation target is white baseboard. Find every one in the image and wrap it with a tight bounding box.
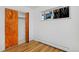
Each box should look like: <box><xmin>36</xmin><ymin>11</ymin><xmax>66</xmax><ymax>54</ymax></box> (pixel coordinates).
<box><xmin>34</xmin><ymin>39</ymin><xmax>69</xmax><ymax>51</ymax></box>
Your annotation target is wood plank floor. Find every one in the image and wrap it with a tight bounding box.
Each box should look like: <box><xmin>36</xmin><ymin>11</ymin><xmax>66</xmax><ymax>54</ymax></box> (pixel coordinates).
<box><xmin>4</xmin><ymin>40</ymin><xmax>65</xmax><ymax>52</ymax></box>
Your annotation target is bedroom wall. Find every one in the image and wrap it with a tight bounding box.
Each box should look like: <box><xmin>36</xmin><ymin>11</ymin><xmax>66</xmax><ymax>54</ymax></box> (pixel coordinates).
<box><xmin>29</xmin><ymin>6</ymin><xmax>79</xmax><ymax>51</ymax></box>
<box><xmin>0</xmin><ymin>7</ymin><xmax>5</xmax><ymax>51</ymax></box>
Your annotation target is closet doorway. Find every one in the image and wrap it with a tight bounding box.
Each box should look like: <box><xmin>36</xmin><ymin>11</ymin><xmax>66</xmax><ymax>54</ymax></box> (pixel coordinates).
<box><xmin>18</xmin><ymin>12</ymin><xmax>25</xmax><ymax>44</ymax></box>
<box><xmin>18</xmin><ymin>12</ymin><xmax>29</xmax><ymax>44</ymax></box>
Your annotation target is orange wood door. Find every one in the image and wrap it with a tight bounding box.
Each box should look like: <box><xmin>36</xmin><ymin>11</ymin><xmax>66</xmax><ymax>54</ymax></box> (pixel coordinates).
<box><xmin>25</xmin><ymin>13</ymin><xmax>29</xmax><ymax>43</ymax></box>
<box><xmin>5</xmin><ymin>8</ymin><xmax>18</xmax><ymax>49</ymax></box>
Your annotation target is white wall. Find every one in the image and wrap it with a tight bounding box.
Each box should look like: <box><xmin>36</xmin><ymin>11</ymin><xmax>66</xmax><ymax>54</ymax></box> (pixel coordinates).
<box><xmin>0</xmin><ymin>6</ymin><xmax>31</xmax><ymax>51</ymax></box>
<box><xmin>29</xmin><ymin>8</ymin><xmax>35</xmax><ymax>40</ymax></box>
<box><xmin>29</xmin><ymin>6</ymin><xmax>79</xmax><ymax>52</ymax></box>
<box><xmin>0</xmin><ymin>7</ymin><xmax>5</xmax><ymax>51</ymax></box>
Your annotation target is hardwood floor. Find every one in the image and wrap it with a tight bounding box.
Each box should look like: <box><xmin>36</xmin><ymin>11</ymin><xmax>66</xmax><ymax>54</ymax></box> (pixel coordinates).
<box><xmin>4</xmin><ymin>40</ymin><xmax>65</xmax><ymax>52</ymax></box>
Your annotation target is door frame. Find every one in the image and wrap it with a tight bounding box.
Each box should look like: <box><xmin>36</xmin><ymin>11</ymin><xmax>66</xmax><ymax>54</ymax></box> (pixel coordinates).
<box><xmin>25</xmin><ymin>12</ymin><xmax>29</xmax><ymax>43</ymax></box>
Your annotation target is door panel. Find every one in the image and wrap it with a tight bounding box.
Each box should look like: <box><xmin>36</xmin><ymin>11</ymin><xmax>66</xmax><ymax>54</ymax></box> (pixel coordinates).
<box><xmin>5</xmin><ymin>8</ymin><xmax>18</xmax><ymax>49</ymax></box>
<box><xmin>25</xmin><ymin>13</ymin><xmax>29</xmax><ymax>43</ymax></box>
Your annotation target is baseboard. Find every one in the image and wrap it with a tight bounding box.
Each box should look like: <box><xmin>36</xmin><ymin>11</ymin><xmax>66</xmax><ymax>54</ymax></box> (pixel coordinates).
<box><xmin>34</xmin><ymin>39</ymin><xmax>69</xmax><ymax>52</ymax></box>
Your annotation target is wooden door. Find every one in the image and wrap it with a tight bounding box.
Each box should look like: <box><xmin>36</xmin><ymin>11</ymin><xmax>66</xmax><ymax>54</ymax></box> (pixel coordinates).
<box><xmin>25</xmin><ymin>13</ymin><xmax>29</xmax><ymax>43</ymax></box>
<box><xmin>5</xmin><ymin>8</ymin><xmax>18</xmax><ymax>49</ymax></box>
